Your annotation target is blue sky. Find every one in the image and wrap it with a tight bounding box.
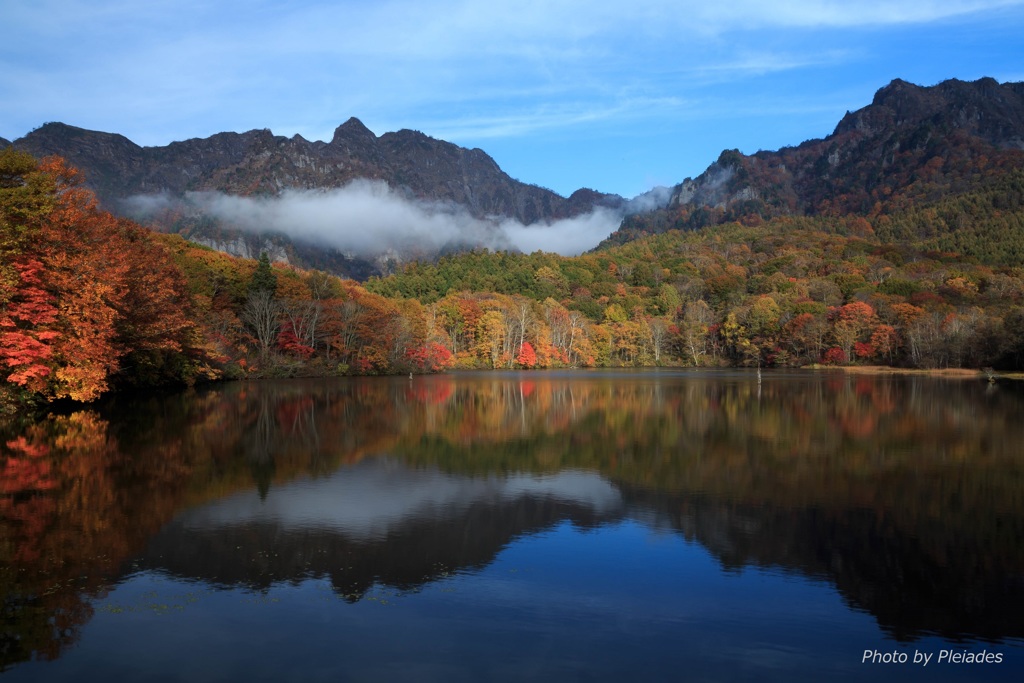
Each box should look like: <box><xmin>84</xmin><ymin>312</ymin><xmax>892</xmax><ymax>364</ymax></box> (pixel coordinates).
<box><xmin>3</xmin><ymin>0</ymin><xmax>1024</xmax><ymax>199</ymax></box>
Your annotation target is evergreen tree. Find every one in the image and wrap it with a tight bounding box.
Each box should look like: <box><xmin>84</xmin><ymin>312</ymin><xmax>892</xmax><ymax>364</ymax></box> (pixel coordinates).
<box><xmin>250</xmin><ymin>251</ymin><xmax>278</xmax><ymax>295</ymax></box>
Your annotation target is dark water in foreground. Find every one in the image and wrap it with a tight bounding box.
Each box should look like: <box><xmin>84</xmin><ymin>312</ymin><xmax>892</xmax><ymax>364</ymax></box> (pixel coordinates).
<box><xmin>1</xmin><ymin>369</ymin><xmax>1023</xmax><ymax>682</ymax></box>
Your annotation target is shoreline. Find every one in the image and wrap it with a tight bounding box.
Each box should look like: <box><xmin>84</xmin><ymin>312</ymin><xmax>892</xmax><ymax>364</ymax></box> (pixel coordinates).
<box><xmin>804</xmin><ymin>364</ymin><xmax>1024</xmax><ymax>381</ymax></box>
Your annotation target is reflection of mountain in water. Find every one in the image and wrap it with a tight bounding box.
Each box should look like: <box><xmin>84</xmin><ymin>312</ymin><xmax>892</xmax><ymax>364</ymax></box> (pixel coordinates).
<box><xmin>626</xmin><ymin>488</ymin><xmax>1024</xmax><ymax>644</ymax></box>
<box><xmin>139</xmin><ymin>461</ymin><xmax>625</xmax><ymax>597</ymax></box>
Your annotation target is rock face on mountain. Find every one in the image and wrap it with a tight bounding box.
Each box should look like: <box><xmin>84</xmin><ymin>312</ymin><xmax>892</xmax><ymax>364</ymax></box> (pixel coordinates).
<box><xmin>674</xmin><ymin>77</ymin><xmax>1024</xmax><ymax>212</ymax></box>
<box><xmin>7</xmin><ymin>117</ymin><xmax>621</xmax><ymax>225</ymax></box>
<box><xmin>834</xmin><ymin>77</ymin><xmax>1024</xmax><ymax>149</ymax></box>
<box><xmin>608</xmin><ymin>77</ymin><xmax>1024</xmax><ymax>246</ymax></box>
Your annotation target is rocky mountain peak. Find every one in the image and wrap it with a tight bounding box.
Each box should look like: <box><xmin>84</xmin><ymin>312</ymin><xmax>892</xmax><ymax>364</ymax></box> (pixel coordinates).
<box><xmin>835</xmin><ymin>77</ymin><xmax>1024</xmax><ymax>149</ymax></box>
<box><xmin>331</xmin><ymin>117</ymin><xmax>377</xmax><ymax>145</ymax></box>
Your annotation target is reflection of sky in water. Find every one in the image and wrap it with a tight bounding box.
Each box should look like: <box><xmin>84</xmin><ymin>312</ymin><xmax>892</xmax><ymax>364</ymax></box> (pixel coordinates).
<box><xmin>178</xmin><ymin>458</ymin><xmax>623</xmax><ymax>540</ymax></box>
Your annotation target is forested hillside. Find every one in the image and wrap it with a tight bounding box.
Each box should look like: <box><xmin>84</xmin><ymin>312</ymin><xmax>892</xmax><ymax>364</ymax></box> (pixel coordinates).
<box><xmin>367</xmin><ymin>214</ymin><xmax>1024</xmax><ymax>371</ymax></box>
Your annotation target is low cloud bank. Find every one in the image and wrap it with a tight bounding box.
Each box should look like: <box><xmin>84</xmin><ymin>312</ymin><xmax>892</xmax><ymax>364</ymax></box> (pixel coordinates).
<box><xmin>123</xmin><ymin>179</ymin><xmax>647</xmax><ymax>258</ymax></box>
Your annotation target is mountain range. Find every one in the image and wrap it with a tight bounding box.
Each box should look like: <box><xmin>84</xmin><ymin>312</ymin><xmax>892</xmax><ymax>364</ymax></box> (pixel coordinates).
<box><xmin>4</xmin><ymin>116</ymin><xmax>624</xmax><ymax>225</ymax></box>
<box><xmin>4</xmin><ymin>76</ymin><xmax>1024</xmax><ymax>277</ymax></box>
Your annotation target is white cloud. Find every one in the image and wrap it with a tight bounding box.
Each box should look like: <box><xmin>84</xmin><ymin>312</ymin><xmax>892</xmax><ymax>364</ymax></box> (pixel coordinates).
<box><xmin>124</xmin><ymin>180</ymin><xmax>632</xmax><ymax>258</ymax></box>
<box><xmin>498</xmin><ymin>208</ymin><xmax>624</xmax><ymax>255</ymax></box>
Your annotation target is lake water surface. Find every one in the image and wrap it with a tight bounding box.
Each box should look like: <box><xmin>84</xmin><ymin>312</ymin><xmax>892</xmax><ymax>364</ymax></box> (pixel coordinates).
<box><xmin>2</xmin><ymin>369</ymin><xmax>1023</xmax><ymax>681</ymax></box>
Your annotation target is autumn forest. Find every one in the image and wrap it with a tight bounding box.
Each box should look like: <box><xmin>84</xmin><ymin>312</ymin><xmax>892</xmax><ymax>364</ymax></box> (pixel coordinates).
<box><xmin>2</xmin><ymin>144</ymin><xmax>1024</xmax><ymax>413</ymax></box>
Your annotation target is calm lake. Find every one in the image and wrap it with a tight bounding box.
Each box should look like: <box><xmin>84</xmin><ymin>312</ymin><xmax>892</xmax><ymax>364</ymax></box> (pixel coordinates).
<box><xmin>1</xmin><ymin>369</ymin><xmax>1022</xmax><ymax>682</ymax></box>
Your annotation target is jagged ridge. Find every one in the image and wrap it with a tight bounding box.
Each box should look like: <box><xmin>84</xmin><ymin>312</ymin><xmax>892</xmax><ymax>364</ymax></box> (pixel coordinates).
<box><xmin>8</xmin><ymin>117</ymin><xmax>623</xmax><ymax>225</ymax></box>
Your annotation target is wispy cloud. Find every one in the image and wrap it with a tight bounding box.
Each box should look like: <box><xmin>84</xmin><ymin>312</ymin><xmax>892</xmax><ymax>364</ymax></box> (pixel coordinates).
<box><xmin>419</xmin><ymin>96</ymin><xmax>689</xmax><ymax>141</ymax></box>
<box><xmin>688</xmin><ymin>0</ymin><xmax>1024</xmax><ymax>29</ymax></box>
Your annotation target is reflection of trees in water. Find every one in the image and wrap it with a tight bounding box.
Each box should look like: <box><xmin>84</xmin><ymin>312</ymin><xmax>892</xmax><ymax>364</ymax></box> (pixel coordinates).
<box><xmin>0</xmin><ymin>410</ymin><xmax>197</xmax><ymax>670</ymax></box>
<box><xmin>247</xmin><ymin>392</ymin><xmax>276</xmax><ymax>498</ymax></box>
<box><xmin>1</xmin><ymin>372</ymin><xmax>1023</xmax><ymax>667</ymax></box>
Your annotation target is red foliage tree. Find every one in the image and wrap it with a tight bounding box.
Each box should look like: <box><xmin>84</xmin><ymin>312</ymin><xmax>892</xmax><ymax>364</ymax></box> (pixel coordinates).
<box><xmin>405</xmin><ymin>342</ymin><xmax>454</xmax><ymax>372</ymax></box>
<box><xmin>277</xmin><ymin>328</ymin><xmax>316</xmax><ymax>359</ymax></box>
<box><xmin>822</xmin><ymin>347</ymin><xmax>847</xmax><ymax>365</ymax></box>
<box><xmin>0</xmin><ymin>259</ymin><xmax>59</xmax><ymax>391</ymax></box>
<box><xmin>516</xmin><ymin>341</ymin><xmax>538</xmax><ymax>368</ymax></box>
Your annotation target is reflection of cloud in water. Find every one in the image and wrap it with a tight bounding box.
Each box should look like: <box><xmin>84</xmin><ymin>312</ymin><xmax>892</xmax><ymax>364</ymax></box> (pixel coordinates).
<box><xmin>179</xmin><ymin>458</ymin><xmax>622</xmax><ymax>541</ymax></box>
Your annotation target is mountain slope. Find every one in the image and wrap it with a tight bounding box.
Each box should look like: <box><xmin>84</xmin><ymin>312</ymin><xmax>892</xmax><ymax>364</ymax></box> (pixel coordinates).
<box><xmin>608</xmin><ymin>77</ymin><xmax>1024</xmax><ymax>249</ymax></box>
